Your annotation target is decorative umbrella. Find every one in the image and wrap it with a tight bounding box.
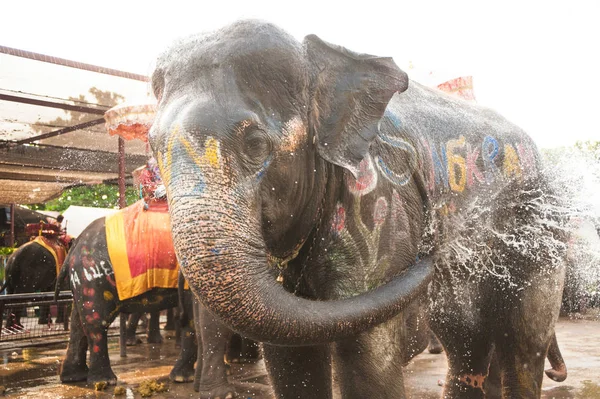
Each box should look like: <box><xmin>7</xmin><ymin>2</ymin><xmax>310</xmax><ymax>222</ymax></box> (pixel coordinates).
<box><xmin>104</xmin><ymin>102</ymin><xmax>156</xmax><ymax>142</ymax></box>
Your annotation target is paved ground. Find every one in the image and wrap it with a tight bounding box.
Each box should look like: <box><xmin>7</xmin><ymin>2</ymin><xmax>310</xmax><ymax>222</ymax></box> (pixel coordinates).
<box><xmin>0</xmin><ymin>317</ymin><xmax>598</xmax><ymax>398</ymax></box>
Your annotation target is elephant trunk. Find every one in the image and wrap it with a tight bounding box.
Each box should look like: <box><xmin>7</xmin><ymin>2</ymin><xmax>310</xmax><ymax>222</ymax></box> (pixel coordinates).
<box><xmin>170</xmin><ymin>188</ymin><xmax>433</xmax><ymax>346</ymax></box>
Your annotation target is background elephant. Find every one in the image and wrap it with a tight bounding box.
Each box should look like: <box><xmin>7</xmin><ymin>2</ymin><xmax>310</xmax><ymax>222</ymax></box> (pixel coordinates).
<box><xmin>58</xmin><ymin>208</ymin><xmax>178</xmax><ymax>384</ymax></box>
<box><xmin>149</xmin><ymin>20</ymin><xmax>568</xmax><ymax>398</ymax></box>
<box><xmin>2</xmin><ymin>233</ymin><xmax>70</xmax><ymax>327</ymax></box>
<box><xmin>170</xmin><ymin>273</ymin><xmax>260</xmax><ymax>397</ymax></box>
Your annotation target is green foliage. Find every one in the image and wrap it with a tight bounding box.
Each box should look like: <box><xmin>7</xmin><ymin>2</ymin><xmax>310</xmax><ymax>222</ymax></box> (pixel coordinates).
<box><xmin>29</xmin><ymin>184</ymin><xmax>139</xmax><ymax>213</ymax></box>
<box><xmin>541</xmin><ymin>140</ymin><xmax>600</xmax><ymax>163</ymax></box>
<box><xmin>0</xmin><ymin>247</ymin><xmax>16</xmax><ymax>256</ymax></box>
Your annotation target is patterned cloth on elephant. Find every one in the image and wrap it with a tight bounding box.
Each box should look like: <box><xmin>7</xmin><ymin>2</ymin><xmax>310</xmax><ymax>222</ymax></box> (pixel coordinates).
<box><xmin>27</xmin><ymin>235</ymin><xmax>67</xmax><ymax>276</ymax></box>
<box><xmin>105</xmin><ymin>199</ymin><xmax>179</xmax><ymax>300</ymax></box>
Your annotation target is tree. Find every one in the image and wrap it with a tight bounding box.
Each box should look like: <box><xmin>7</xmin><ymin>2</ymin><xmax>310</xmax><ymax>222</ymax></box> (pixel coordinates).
<box><xmin>29</xmin><ymin>184</ymin><xmax>139</xmax><ymax>213</ymax></box>
<box><xmin>32</xmin><ymin>87</ymin><xmax>124</xmax><ymax>132</ymax></box>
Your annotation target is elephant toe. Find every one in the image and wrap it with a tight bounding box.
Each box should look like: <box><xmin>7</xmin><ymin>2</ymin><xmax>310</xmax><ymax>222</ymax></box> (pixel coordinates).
<box><xmin>169</xmin><ymin>367</ymin><xmax>195</xmax><ymax>383</ymax></box>
<box><xmin>428</xmin><ymin>343</ymin><xmax>444</xmax><ymax>354</ymax></box>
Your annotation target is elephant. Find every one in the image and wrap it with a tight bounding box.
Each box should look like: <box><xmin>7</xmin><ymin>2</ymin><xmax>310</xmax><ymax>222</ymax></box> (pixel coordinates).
<box><xmin>2</xmin><ymin>234</ymin><xmax>71</xmax><ymax>328</ymax></box>
<box><xmin>148</xmin><ymin>20</ymin><xmax>569</xmax><ymax>398</ymax></box>
<box><xmin>170</xmin><ymin>272</ymin><xmax>261</xmax><ymax>396</ymax></box>
<box><xmin>58</xmin><ymin>205</ymin><xmax>179</xmax><ymax>384</ymax></box>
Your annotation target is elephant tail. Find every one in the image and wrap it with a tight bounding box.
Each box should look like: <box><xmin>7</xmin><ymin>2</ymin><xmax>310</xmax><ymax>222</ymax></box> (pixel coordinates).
<box><xmin>0</xmin><ymin>281</ymin><xmax>7</xmax><ymax>295</ymax></box>
<box><xmin>54</xmin><ymin>262</ymin><xmax>70</xmax><ymax>302</ymax></box>
<box><xmin>545</xmin><ymin>332</ymin><xmax>567</xmax><ymax>382</ymax></box>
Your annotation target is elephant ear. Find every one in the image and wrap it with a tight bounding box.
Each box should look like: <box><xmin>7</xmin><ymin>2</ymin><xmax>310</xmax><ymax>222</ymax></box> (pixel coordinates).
<box><xmin>304</xmin><ymin>34</ymin><xmax>409</xmax><ymax>177</ymax></box>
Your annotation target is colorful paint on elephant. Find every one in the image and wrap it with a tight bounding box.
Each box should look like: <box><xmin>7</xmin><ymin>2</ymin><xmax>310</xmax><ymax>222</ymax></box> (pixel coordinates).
<box><xmin>105</xmin><ymin>200</ymin><xmax>179</xmax><ymax>300</ymax></box>
<box><xmin>420</xmin><ymin>135</ymin><xmax>538</xmax><ymax>195</ymax></box>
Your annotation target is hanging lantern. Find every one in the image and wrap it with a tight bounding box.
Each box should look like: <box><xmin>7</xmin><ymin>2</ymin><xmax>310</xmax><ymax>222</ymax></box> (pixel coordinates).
<box><xmin>104</xmin><ymin>102</ymin><xmax>156</xmax><ymax>142</ymax></box>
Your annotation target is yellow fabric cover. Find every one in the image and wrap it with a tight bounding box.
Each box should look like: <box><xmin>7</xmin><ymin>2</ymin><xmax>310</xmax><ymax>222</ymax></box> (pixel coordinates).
<box><xmin>105</xmin><ymin>200</ymin><xmax>179</xmax><ymax>300</ymax></box>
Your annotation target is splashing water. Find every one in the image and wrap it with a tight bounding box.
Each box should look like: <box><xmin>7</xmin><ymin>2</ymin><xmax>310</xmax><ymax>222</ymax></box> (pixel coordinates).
<box><xmin>432</xmin><ymin>146</ymin><xmax>600</xmax><ymax>296</ymax></box>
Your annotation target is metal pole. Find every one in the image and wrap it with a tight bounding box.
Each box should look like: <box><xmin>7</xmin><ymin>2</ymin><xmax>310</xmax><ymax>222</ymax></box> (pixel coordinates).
<box><xmin>118</xmin><ymin>136</ymin><xmax>127</xmax><ymax>357</ymax></box>
<box><xmin>9</xmin><ymin>204</ymin><xmax>15</xmax><ymax>247</ymax></box>
<box><xmin>0</xmin><ymin>45</ymin><xmax>149</xmax><ymax>82</ymax></box>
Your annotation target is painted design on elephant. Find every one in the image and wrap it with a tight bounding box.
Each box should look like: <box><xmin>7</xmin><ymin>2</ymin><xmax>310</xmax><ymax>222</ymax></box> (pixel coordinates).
<box><xmin>280</xmin><ymin>117</ymin><xmax>306</xmax><ymax>153</ymax></box>
<box><xmin>80</xmin><ymin>247</ymin><xmax>114</xmax><ymax>283</ymax></box>
<box><xmin>345</xmin><ymin>155</ymin><xmax>377</xmax><ymax>195</ymax></box>
<box><xmin>327</xmin><ymin>195</ymin><xmax>392</xmax><ymax>290</ymax></box>
<box><xmin>375</xmin><ymin>131</ymin><xmax>417</xmax><ymax>187</ymax></box>
<box><xmin>422</xmin><ymin>135</ymin><xmax>538</xmax><ymax>195</ymax></box>
<box><xmin>157</xmin><ymin>124</ymin><xmax>231</xmax><ymax>198</ymax></box>
<box><xmin>458</xmin><ymin>373</ymin><xmax>486</xmax><ymax>390</ymax></box>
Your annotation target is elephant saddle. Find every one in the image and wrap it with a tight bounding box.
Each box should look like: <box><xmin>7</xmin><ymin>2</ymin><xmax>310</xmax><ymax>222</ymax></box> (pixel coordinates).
<box><xmin>105</xmin><ymin>199</ymin><xmax>179</xmax><ymax>300</ymax></box>
<box><xmin>29</xmin><ymin>236</ymin><xmax>67</xmax><ymax>276</ymax></box>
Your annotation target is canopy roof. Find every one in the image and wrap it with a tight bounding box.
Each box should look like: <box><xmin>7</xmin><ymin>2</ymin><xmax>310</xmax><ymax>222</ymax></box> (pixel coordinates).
<box><xmin>0</xmin><ymin>46</ymin><xmax>152</xmax><ymax>204</ymax></box>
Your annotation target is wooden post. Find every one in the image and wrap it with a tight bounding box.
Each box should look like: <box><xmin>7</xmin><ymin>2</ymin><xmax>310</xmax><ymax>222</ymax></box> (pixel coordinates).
<box><xmin>118</xmin><ymin>137</ymin><xmax>128</xmax><ymax>358</ymax></box>
<box><xmin>9</xmin><ymin>204</ymin><xmax>15</xmax><ymax>247</ymax></box>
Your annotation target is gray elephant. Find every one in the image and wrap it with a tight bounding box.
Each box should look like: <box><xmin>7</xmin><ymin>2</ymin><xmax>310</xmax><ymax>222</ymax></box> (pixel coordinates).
<box><xmin>148</xmin><ymin>20</ymin><xmax>568</xmax><ymax>398</ymax></box>
<box><xmin>58</xmin><ymin>201</ymin><xmax>179</xmax><ymax>384</ymax></box>
<box><xmin>2</xmin><ymin>233</ymin><xmax>71</xmax><ymax>327</ymax></box>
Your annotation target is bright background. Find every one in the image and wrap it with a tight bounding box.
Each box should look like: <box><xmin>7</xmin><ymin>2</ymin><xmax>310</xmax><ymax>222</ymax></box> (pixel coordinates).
<box><xmin>1</xmin><ymin>0</ymin><xmax>598</xmax><ymax>148</ymax></box>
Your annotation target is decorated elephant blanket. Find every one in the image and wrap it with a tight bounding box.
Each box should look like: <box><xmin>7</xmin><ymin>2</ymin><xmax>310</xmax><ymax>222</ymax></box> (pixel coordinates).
<box><xmin>105</xmin><ymin>200</ymin><xmax>179</xmax><ymax>300</ymax></box>
<box><xmin>29</xmin><ymin>236</ymin><xmax>67</xmax><ymax>276</ymax></box>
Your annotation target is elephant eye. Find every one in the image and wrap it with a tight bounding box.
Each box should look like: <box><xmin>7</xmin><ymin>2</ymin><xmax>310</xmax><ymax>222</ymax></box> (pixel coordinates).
<box><xmin>243</xmin><ymin>128</ymin><xmax>272</xmax><ymax>165</ymax></box>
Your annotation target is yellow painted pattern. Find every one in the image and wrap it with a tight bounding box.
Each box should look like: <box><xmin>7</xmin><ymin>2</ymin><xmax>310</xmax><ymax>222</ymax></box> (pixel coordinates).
<box><xmin>447</xmin><ymin>136</ymin><xmax>467</xmax><ymax>192</ymax></box>
<box><xmin>503</xmin><ymin>143</ymin><xmax>523</xmax><ymax>181</ymax></box>
<box><xmin>204</xmin><ymin>137</ymin><xmax>221</xmax><ymax>168</ymax></box>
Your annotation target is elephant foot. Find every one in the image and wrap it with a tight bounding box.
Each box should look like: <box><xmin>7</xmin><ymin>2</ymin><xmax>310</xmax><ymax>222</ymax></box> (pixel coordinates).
<box><xmin>545</xmin><ymin>364</ymin><xmax>567</xmax><ymax>382</ymax></box>
<box><xmin>60</xmin><ymin>362</ymin><xmax>89</xmax><ymax>383</ymax></box>
<box><xmin>169</xmin><ymin>365</ymin><xmax>195</xmax><ymax>383</ymax></box>
<box><xmin>195</xmin><ymin>381</ymin><xmax>237</xmax><ymax>399</ymax></box>
<box><xmin>164</xmin><ymin>321</ymin><xmax>176</xmax><ymax>331</ymax></box>
<box><xmin>147</xmin><ymin>332</ymin><xmax>164</xmax><ymax>344</ymax></box>
<box><xmin>87</xmin><ymin>369</ymin><xmax>117</xmax><ymax>386</ymax></box>
<box><xmin>428</xmin><ymin>341</ymin><xmax>444</xmax><ymax>354</ymax></box>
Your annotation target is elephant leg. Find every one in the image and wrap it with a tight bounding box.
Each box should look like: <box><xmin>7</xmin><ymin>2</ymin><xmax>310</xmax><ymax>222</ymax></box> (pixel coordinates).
<box><xmin>126</xmin><ymin>313</ymin><xmax>142</xmax><ymax>346</ymax></box>
<box><xmin>226</xmin><ymin>334</ymin><xmax>260</xmax><ymax>364</ymax></box>
<box><xmin>38</xmin><ymin>304</ymin><xmax>51</xmax><ymax>325</ymax></box>
<box><xmin>435</xmin><ymin>320</ymin><xmax>493</xmax><ymax>399</ymax></box>
<box><xmin>170</xmin><ymin>317</ymin><xmax>197</xmax><ymax>383</ymax></box>
<box><xmin>147</xmin><ymin>310</ymin><xmax>163</xmax><ymax>344</ymax></box>
<box><xmin>427</xmin><ymin>329</ymin><xmax>444</xmax><ymax>354</ymax></box>
<box><xmin>263</xmin><ymin>343</ymin><xmax>332</xmax><ymax>399</ymax></box>
<box><xmin>164</xmin><ymin>307</ymin><xmax>176</xmax><ymax>330</ymax></box>
<box><xmin>60</xmin><ymin>306</ymin><xmax>89</xmax><ymax>382</ymax></box>
<box><xmin>194</xmin><ymin>304</ymin><xmax>236</xmax><ymax>398</ymax></box>
<box><xmin>334</xmin><ymin>323</ymin><xmax>406</xmax><ymax>399</ymax></box>
<box><xmin>174</xmin><ymin>307</ymin><xmax>182</xmax><ymax>348</ymax></box>
<box><xmin>86</xmin><ymin>323</ymin><xmax>117</xmax><ymax>384</ymax></box>
<box><xmin>483</xmin><ymin>350</ymin><xmax>502</xmax><ymax>399</ymax></box>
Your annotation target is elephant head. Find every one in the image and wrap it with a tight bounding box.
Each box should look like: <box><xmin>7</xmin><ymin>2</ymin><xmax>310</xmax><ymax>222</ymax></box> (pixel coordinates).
<box><xmin>149</xmin><ymin>20</ymin><xmax>433</xmax><ymax>345</ymax></box>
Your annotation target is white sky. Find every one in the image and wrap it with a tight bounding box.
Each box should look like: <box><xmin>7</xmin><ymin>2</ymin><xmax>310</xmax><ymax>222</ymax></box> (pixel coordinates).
<box><xmin>1</xmin><ymin>0</ymin><xmax>599</xmax><ymax>149</ymax></box>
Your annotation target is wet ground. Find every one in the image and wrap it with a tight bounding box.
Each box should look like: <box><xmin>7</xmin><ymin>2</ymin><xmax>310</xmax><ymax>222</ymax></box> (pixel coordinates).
<box><xmin>0</xmin><ymin>317</ymin><xmax>598</xmax><ymax>398</ymax></box>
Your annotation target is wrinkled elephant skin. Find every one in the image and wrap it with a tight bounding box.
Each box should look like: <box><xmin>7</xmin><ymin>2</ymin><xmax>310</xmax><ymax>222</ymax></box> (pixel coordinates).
<box><xmin>149</xmin><ymin>20</ymin><xmax>568</xmax><ymax>398</ymax></box>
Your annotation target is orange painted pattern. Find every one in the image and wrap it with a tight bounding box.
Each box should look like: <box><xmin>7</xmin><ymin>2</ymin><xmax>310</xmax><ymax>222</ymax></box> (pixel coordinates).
<box><xmin>105</xmin><ymin>200</ymin><xmax>179</xmax><ymax>300</ymax></box>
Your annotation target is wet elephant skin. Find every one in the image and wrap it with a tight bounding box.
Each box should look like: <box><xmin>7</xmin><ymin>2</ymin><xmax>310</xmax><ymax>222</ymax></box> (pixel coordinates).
<box><xmin>149</xmin><ymin>20</ymin><xmax>568</xmax><ymax>399</ymax></box>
